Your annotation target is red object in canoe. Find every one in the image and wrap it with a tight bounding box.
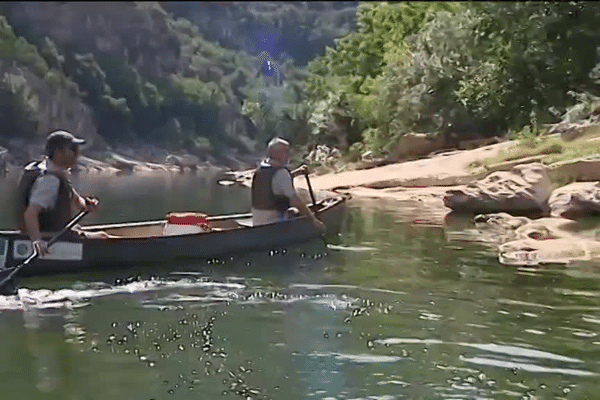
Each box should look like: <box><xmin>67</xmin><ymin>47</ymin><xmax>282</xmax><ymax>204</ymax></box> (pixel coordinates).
<box><xmin>167</xmin><ymin>213</ymin><xmax>207</xmax><ymax>225</ymax></box>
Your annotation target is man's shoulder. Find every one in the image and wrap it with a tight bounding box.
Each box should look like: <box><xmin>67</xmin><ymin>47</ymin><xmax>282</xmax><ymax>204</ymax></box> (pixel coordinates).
<box><xmin>32</xmin><ymin>173</ymin><xmax>61</xmax><ymax>190</ymax></box>
<box><xmin>273</xmin><ymin>167</ymin><xmax>291</xmax><ymax>178</ymax></box>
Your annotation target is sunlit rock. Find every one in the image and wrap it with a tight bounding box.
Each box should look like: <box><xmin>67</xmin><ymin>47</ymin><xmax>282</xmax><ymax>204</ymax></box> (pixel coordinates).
<box><xmin>470</xmin><ymin>212</ymin><xmax>600</xmax><ymax>266</ymax></box>
<box><xmin>548</xmin><ymin>181</ymin><xmax>600</xmax><ymax>219</ymax></box>
<box><xmin>443</xmin><ymin>163</ymin><xmax>552</xmax><ymax>213</ymax></box>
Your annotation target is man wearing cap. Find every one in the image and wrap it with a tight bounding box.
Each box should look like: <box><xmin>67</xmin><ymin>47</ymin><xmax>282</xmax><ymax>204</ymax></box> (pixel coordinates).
<box><xmin>251</xmin><ymin>137</ymin><xmax>325</xmax><ymax>232</ymax></box>
<box><xmin>18</xmin><ymin>130</ymin><xmax>109</xmax><ymax>256</ymax></box>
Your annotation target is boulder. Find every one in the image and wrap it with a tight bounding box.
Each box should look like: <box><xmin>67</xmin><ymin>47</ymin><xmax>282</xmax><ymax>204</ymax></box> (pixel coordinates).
<box><xmin>467</xmin><ymin>212</ymin><xmax>600</xmax><ymax>266</ymax></box>
<box><xmin>498</xmin><ymin>237</ymin><xmax>600</xmax><ymax>266</ymax></box>
<box><xmin>443</xmin><ymin>163</ymin><xmax>552</xmax><ymax>213</ymax></box>
<box><xmin>165</xmin><ymin>154</ymin><xmax>199</xmax><ymax>171</ymax></box>
<box><xmin>548</xmin><ymin>182</ymin><xmax>600</xmax><ymax>219</ymax></box>
<box><xmin>389</xmin><ymin>132</ymin><xmax>446</xmax><ymax>162</ymax></box>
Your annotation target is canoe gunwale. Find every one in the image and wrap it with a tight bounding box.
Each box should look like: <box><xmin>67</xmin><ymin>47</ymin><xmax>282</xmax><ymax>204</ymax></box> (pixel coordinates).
<box><xmin>0</xmin><ymin>195</ymin><xmax>346</xmax><ymax>275</ymax></box>
<box><xmin>0</xmin><ymin>196</ymin><xmax>345</xmax><ymax>239</ymax></box>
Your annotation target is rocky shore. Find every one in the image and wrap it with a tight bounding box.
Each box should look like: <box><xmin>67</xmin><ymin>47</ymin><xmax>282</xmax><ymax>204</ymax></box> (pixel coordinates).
<box><xmin>0</xmin><ymin>140</ymin><xmax>260</xmax><ymax>176</ymax></box>
<box><xmin>289</xmin><ymin>136</ymin><xmax>600</xmax><ymax>268</ymax></box>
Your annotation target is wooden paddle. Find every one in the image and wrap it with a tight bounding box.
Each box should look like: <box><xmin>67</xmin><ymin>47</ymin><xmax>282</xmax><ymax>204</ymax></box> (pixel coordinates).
<box><xmin>302</xmin><ymin>169</ymin><xmax>335</xmax><ymax>252</ymax></box>
<box><xmin>0</xmin><ymin>210</ymin><xmax>89</xmax><ymax>295</ymax></box>
<box><xmin>304</xmin><ymin>169</ymin><xmax>317</xmax><ymax>206</ymax></box>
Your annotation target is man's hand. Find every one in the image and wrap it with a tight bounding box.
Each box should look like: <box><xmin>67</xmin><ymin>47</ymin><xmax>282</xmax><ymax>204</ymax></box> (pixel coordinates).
<box><xmin>32</xmin><ymin>239</ymin><xmax>49</xmax><ymax>257</ymax></box>
<box><xmin>79</xmin><ymin>196</ymin><xmax>100</xmax><ymax>212</ymax></box>
<box><xmin>291</xmin><ymin>164</ymin><xmax>310</xmax><ymax>178</ymax></box>
<box><xmin>297</xmin><ymin>164</ymin><xmax>309</xmax><ymax>176</ymax></box>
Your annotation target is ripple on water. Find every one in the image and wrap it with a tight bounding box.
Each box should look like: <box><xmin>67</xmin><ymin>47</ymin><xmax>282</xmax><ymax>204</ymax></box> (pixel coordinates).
<box><xmin>0</xmin><ymin>278</ymin><xmax>247</xmax><ymax>311</ymax></box>
<box><xmin>376</xmin><ymin>338</ymin><xmax>582</xmax><ymax>363</ymax></box>
<box><xmin>460</xmin><ymin>356</ymin><xmax>598</xmax><ymax>377</ymax></box>
<box><xmin>307</xmin><ymin>351</ymin><xmax>406</xmax><ymax>366</ymax></box>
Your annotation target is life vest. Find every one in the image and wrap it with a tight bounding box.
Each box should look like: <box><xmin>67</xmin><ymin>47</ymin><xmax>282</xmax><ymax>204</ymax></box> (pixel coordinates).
<box><xmin>17</xmin><ymin>161</ymin><xmax>73</xmax><ymax>232</ymax></box>
<box><xmin>251</xmin><ymin>164</ymin><xmax>291</xmax><ymax>214</ymax></box>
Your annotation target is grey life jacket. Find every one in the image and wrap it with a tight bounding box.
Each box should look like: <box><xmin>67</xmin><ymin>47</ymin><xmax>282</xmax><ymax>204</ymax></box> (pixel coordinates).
<box><xmin>251</xmin><ymin>164</ymin><xmax>291</xmax><ymax>214</ymax></box>
<box><xmin>17</xmin><ymin>161</ymin><xmax>73</xmax><ymax>232</ymax></box>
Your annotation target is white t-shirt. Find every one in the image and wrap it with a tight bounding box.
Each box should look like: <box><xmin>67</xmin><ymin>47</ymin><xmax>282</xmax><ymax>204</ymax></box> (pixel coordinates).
<box><xmin>251</xmin><ymin>160</ymin><xmax>297</xmax><ymax>226</ymax></box>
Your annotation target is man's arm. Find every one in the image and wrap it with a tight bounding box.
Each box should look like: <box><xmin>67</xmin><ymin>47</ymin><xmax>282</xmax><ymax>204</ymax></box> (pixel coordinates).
<box><xmin>23</xmin><ymin>203</ymin><xmax>43</xmax><ymax>242</ymax></box>
<box><xmin>23</xmin><ymin>203</ymin><xmax>48</xmax><ymax>255</ymax></box>
<box><xmin>290</xmin><ymin>194</ymin><xmax>325</xmax><ymax>233</ymax></box>
<box><xmin>290</xmin><ymin>164</ymin><xmax>309</xmax><ymax>178</ymax></box>
<box><xmin>273</xmin><ymin>168</ymin><xmax>325</xmax><ymax>233</ymax></box>
<box><xmin>71</xmin><ymin>187</ymin><xmax>99</xmax><ymax>213</ymax></box>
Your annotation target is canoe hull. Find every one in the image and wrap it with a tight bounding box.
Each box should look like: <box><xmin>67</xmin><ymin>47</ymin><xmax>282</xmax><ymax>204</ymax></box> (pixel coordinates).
<box><xmin>0</xmin><ymin>196</ymin><xmax>346</xmax><ymax>277</ymax></box>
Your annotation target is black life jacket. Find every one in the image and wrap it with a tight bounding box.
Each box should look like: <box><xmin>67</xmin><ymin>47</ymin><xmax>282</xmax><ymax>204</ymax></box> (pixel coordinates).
<box><xmin>17</xmin><ymin>160</ymin><xmax>73</xmax><ymax>232</ymax></box>
<box><xmin>251</xmin><ymin>164</ymin><xmax>291</xmax><ymax>214</ymax></box>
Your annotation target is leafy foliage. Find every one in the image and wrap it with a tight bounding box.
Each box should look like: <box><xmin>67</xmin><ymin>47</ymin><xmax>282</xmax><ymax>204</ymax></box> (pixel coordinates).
<box><xmin>2</xmin><ymin>1</ymin><xmax>600</xmax><ymax>164</ymax></box>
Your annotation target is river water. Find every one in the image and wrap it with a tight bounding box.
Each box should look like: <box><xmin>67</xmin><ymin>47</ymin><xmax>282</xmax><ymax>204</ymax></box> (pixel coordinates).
<box><xmin>0</xmin><ymin>170</ymin><xmax>599</xmax><ymax>399</ymax></box>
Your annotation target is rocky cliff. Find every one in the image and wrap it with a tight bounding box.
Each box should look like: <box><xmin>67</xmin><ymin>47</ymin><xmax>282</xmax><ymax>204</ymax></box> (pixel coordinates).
<box><xmin>8</xmin><ymin>2</ymin><xmax>181</xmax><ymax>78</ymax></box>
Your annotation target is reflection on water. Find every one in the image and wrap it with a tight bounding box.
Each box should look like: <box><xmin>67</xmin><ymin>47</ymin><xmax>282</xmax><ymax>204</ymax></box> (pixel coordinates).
<box><xmin>0</xmin><ymin>173</ymin><xmax>600</xmax><ymax>399</ymax></box>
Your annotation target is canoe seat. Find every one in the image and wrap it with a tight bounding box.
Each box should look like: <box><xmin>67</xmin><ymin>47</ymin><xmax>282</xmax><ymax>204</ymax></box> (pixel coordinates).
<box><xmin>236</xmin><ymin>218</ymin><xmax>253</xmax><ymax>228</ymax></box>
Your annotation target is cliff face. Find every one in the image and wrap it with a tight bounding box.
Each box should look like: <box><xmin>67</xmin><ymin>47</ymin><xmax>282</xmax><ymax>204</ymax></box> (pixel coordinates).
<box><xmin>0</xmin><ymin>1</ymin><xmax>357</xmax><ymax>161</ymax></box>
<box><xmin>8</xmin><ymin>1</ymin><xmax>181</xmax><ymax>78</ymax></box>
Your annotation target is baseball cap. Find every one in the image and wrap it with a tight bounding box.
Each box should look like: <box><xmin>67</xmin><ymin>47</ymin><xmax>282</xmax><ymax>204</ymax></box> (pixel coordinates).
<box><xmin>46</xmin><ymin>130</ymin><xmax>85</xmax><ymax>155</ymax></box>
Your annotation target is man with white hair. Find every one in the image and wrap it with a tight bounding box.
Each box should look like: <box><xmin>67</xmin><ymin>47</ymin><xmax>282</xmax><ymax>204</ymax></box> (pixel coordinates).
<box><xmin>251</xmin><ymin>137</ymin><xmax>325</xmax><ymax>231</ymax></box>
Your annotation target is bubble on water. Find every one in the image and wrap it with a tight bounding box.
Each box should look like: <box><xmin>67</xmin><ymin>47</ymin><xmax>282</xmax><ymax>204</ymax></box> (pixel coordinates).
<box><xmin>167</xmin><ymin>389</ymin><xmax>174</xmax><ymax>395</ymax></box>
<box><xmin>147</xmin><ymin>361</ymin><xmax>156</xmax><ymax>367</ymax></box>
<box><xmin>323</xmin><ymin>332</ymin><xmax>329</xmax><ymax>339</ymax></box>
<box><xmin>178</xmin><ymin>344</ymin><xmax>185</xmax><ymax>351</ymax></box>
<box><xmin>111</xmin><ymin>322</ymin><xmax>118</xmax><ymax>328</ymax></box>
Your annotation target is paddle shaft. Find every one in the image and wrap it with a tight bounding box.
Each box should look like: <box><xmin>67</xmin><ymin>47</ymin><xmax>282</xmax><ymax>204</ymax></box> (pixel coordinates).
<box><xmin>0</xmin><ymin>210</ymin><xmax>89</xmax><ymax>289</ymax></box>
<box><xmin>304</xmin><ymin>171</ymin><xmax>317</xmax><ymax>206</ymax></box>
